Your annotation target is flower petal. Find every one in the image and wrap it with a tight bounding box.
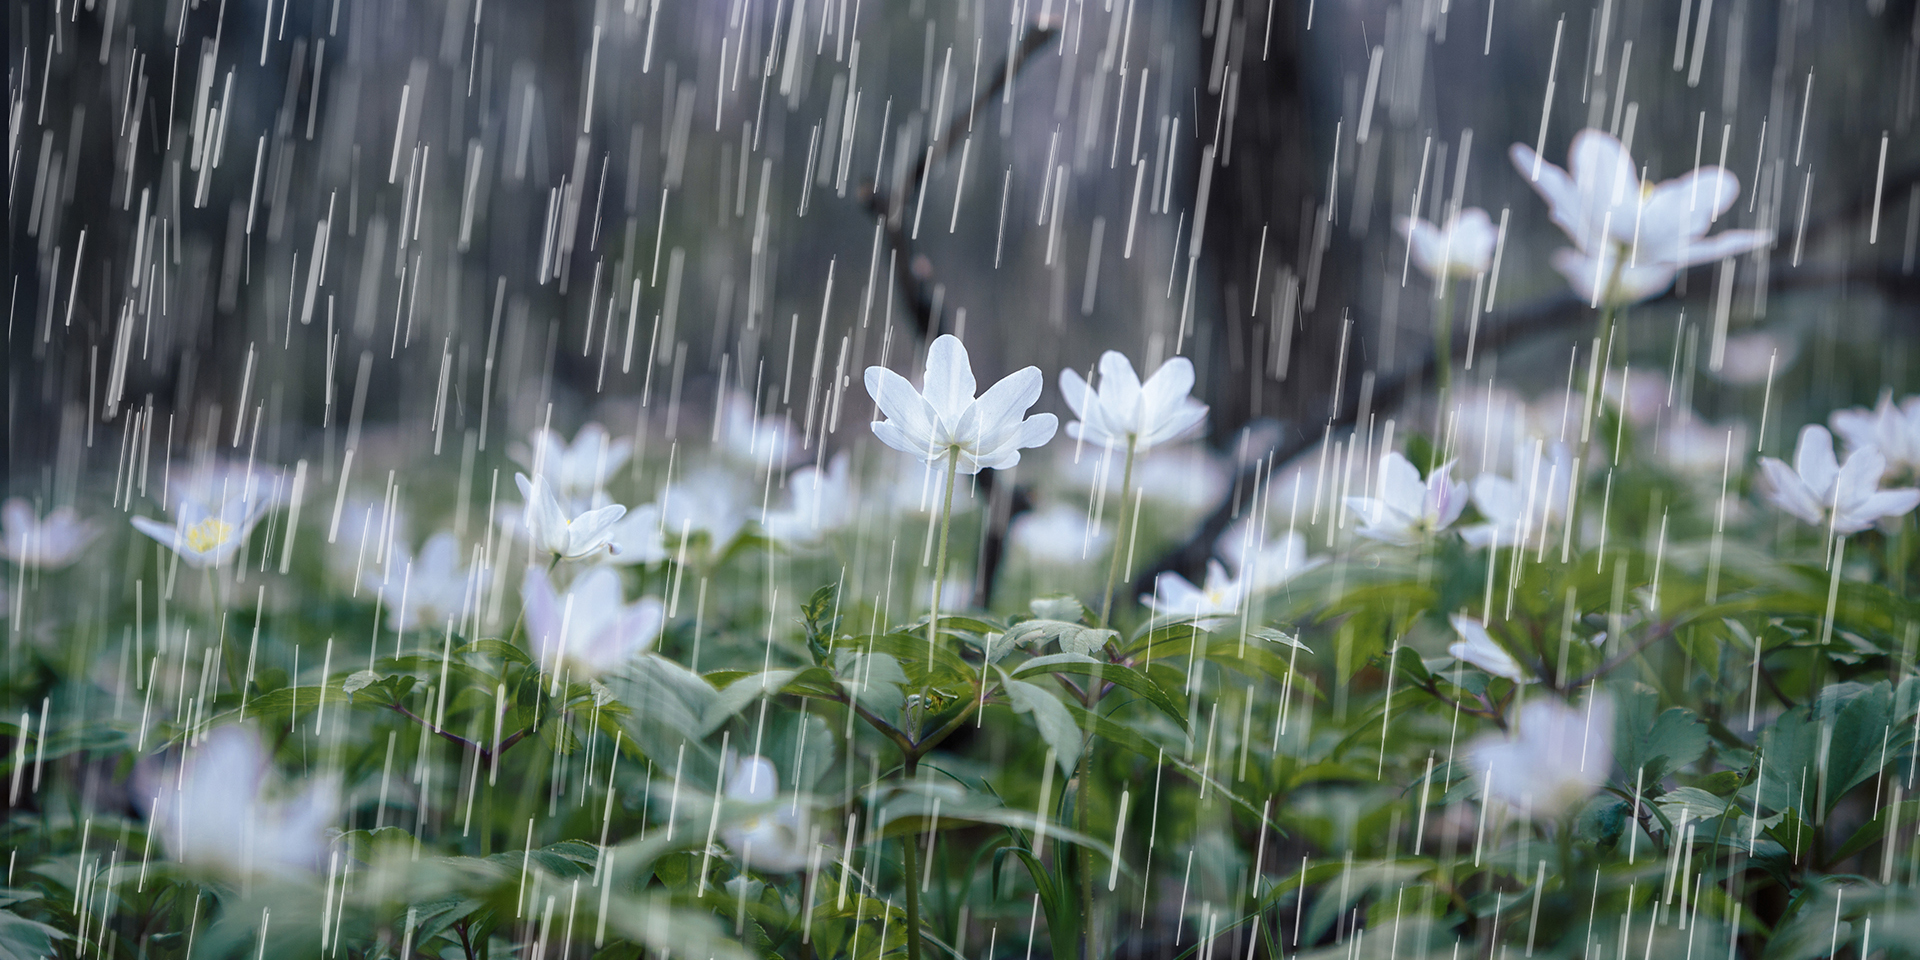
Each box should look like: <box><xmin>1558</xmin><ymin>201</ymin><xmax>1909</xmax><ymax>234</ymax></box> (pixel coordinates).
<box><xmin>923</xmin><ymin>335</ymin><xmax>978</xmax><ymax>424</ymax></box>
<box><xmin>1793</xmin><ymin>425</ymin><xmax>1840</xmax><ymax>501</ymax></box>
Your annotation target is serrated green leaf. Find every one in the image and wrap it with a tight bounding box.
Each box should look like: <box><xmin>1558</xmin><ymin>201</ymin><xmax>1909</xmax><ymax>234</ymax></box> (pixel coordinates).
<box><xmin>1002</xmin><ymin>679</ymin><xmax>1082</xmax><ymax>775</ymax></box>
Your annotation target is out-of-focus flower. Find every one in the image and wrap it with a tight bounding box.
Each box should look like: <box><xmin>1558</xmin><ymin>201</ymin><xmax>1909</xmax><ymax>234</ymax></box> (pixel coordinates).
<box><xmin>513</xmin><ymin>423</ymin><xmax>632</xmax><ymax>504</ymax></box>
<box><xmin>921</xmin><ymin>577</ymin><xmax>975</xmax><ymax>613</ymax></box>
<box><xmin>1712</xmin><ymin>330</ymin><xmax>1796</xmax><ymax>386</ymax></box>
<box><xmin>522</xmin><ymin>565</ymin><xmax>664</xmax><ymax>679</ymax></box>
<box><xmin>325</xmin><ymin>494</ymin><xmax>411</xmax><ymax>586</ymax></box>
<box><xmin>1143</xmin><ymin>560</ymin><xmax>1247</xmax><ymax>620</ymax></box>
<box><xmin>169</xmin><ymin>460</ymin><xmax>292</xmax><ymax>517</ymax></box>
<box><xmin>1831</xmin><ymin>392</ymin><xmax>1920</xmax><ymax>479</ymax></box>
<box><xmin>1447</xmin><ymin>615</ymin><xmax>1528</xmax><ymax>682</ymax></box>
<box><xmin>660</xmin><ymin>467</ymin><xmax>751</xmax><ymax>555</ymax></box>
<box><xmin>142</xmin><ymin>725</ymin><xmax>338</xmax><ymax>878</ymax></box>
<box><xmin>1061</xmin><ymin>443</ymin><xmax>1231</xmax><ymax>514</ymax></box>
<box><xmin>1459</xmin><ymin>444</ymin><xmax>1572</xmax><ymax>550</ymax></box>
<box><xmin>715</xmin><ymin>392</ymin><xmax>798</xmax><ymax>469</ymax></box>
<box><xmin>1655</xmin><ymin>414</ymin><xmax>1748</xmax><ymax>480</ymax></box>
<box><xmin>1010</xmin><ymin>502</ymin><xmax>1110</xmax><ymax>564</ymax></box>
<box><xmin>1</xmin><ymin>499</ymin><xmax>96</xmax><ymax>568</ymax></box>
<box><xmin>131</xmin><ymin>495</ymin><xmax>267</xmax><ymax>569</ymax></box>
<box><xmin>515</xmin><ymin>473</ymin><xmax>626</xmax><ymax>560</ymax></box>
<box><xmin>1600</xmin><ymin>370</ymin><xmax>1671</xmax><ymax>429</ymax></box>
<box><xmin>605</xmin><ymin>503</ymin><xmax>670</xmax><ymax>566</ymax></box>
<box><xmin>1512</xmin><ymin>129</ymin><xmax>1771</xmax><ymax>305</ymax></box>
<box><xmin>1469</xmin><ymin>693</ymin><xmax>1613</xmax><ymax>819</ymax></box>
<box><xmin>1057</xmin><ymin>352</ymin><xmax>1208</xmax><ymax>452</ymax></box>
<box><xmin>1215</xmin><ymin>521</ymin><xmax>1325</xmax><ymax>592</ymax></box>
<box><xmin>1758</xmin><ymin>425</ymin><xmax>1920</xmax><ymax>535</ymax></box>
<box><xmin>865</xmin><ymin>334</ymin><xmax>1058</xmax><ymax>475</ymax></box>
<box><xmin>720</xmin><ymin>754</ymin><xmax>815</xmax><ymax>873</ymax></box>
<box><xmin>1397</xmin><ymin>208</ymin><xmax>1497</xmax><ymax>278</ymax></box>
<box><xmin>364</xmin><ymin>532</ymin><xmax>473</xmax><ymax>631</ymax></box>
<box><xmin>764</xmin><ymin>453</ymin><xmax>855</xmax><ymax>542</ymax></box>
<box><xmin>1345</xmin><ymin>453</ymin><xmax>1468</xmax><ymax>545</ymax></box>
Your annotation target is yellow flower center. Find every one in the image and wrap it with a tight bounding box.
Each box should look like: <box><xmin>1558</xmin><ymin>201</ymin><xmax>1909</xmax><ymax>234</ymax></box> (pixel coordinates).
<box><xmin>184</xmin><ymin>517</ymin><xmax>234</xmax><ymax>553</ymax></box>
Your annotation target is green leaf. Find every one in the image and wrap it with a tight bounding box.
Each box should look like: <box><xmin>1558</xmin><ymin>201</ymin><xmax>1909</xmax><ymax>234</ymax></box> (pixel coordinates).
<box><xmin>1030</xmin><ymin>596</ymin><xmax>1088</xmax><ymax>624</ymax></box>
<box><xmin>1831</xmin><ymin>799</ymin><xmax>1920</xmax><ymax>863</ymax></box>
<box><xmin>1003</xmin><ymin>619</ymin><xmax>1119</xmax><ymax>657</ymax></box>
<box><xmin>0</xmin><ymin>904</ymin><xmax>66</xmax><ymax>960</ymax></box>
<box><xmin>1248</xmin><ymin>627</ymin><xmax>1313</xmax><ymax>653</ymax></box>
<box><xmin>1013</xmin><ymin>658</ymin><xmax>1187</xmax><ymax>728</ymax></box>
<box><xmin>343</xmin><ymin>669</ymin><xmax>382</xmax><ymax>695</ymax></box>
<box><xmin>459</xmin><ymin>638</ymin><xmax>534</xmax><ymax>665</ymax></box>
<box><xmin>1613</xmin><ymin>686</ymin><xmax>1708</xmax><ymax>785</ymax></box>
<box><xmin>1002</xmin><ymin>679</ymin><xmax>1083</xmax><ymax>775</ymax></box>
<box><xmin>1573</xmin><ymin>796</ymin><xmax>1629</xmax><ymax>851</ymax></box>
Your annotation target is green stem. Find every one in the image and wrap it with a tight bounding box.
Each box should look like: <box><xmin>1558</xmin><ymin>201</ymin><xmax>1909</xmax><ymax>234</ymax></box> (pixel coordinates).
<box><xmin>923</xmin><ymin>451</ymin><xmax>962</xmax><ymax>729</ymax></box>
<box><xmin>1075</xmin><ymin>746</ymin><xmax>1096</xmax><ymax>959</ymax></box>
<box><xmin>1433</xmin><ymin>276</ymin><xmax>1455</xmax><ymax>400</ymax></box>
<box><xmin>902</xmin><ymin>753</ymin><xmax>926</xmax><ymax>960</ymax></box>
<box><xmin>1098</xmin><ymin>439</ymin><xmax>1139</xmax><ymax>629</ymax></box>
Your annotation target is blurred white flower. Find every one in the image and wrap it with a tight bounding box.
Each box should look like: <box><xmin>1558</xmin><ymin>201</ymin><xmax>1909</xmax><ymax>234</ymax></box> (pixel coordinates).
<box><xmin>1060</xmin><ymin>443</ymin><xmax>1232</xmax><ymax>514</ymax></box>
<box><xmin>660</xmin><ymin>467</ymin><xmax>751</xmax><ymax>555</ymax></box>
<box><xmin>1</xmin><ymin>499</ymin><xmax>96</xmax><ymax>568</ymax></box>
<box><xmin>1057</xmin><ymin>352</ymin><xmax>1208</xmax><ymax>452</ymax></box>
<box><xmin>920</xmin><ymin>577</ymin><xmax>976</xmax><ymax>613</ymax></box>
<box><xmin>1757</xmin><ymin>425</ymin><xmax>1920</xmax><ymax>535</ymax></box>
<box><xmin>514</xmin><ymin>473</ymin><xmax>626</xmax><ymax>560</ymax></box>
<box><xmin>865</xmin><ymin>334</ymin><xmax>1059</xmax><ymax>475</ymax></box>
<box><xmin>364</xmin><ymin>532</ymin><xmax>473</xmax><ymax>631</ymax></box>
<box><xmin>1215</xmin><ymin>521</ymin><xmax>1325</xmax><ymax>593</ymax></box>
<box><xmin>1010</xmin><ymin>502</ymin><xmax>1111</xmax><ymax>564</ymax></box>
<box><xmin>169</xmin><ymin>460</ymin><xmax>292</xmax><ymax>517</ymax></box>
<box><xmin>764</xmin><ymin>452</ymin><xmax>856</xmax><ymax>542</ymax></box>
<box><xmin>605</xmin><ymin>503</ymin><xmax>670</xmax><ymax>566</ymax></box>
<box><xmin>715</xmin><ymin>391</ymin><xmax>799</xmax><ymax>469</ymax></box>
<box><xmin>1831</xmin><ymin>392</ymin><xmax>1920</xmax><ymax>478</ymax></box>
<box><xmin>131</xmin><ymin>495</ymin><xmax>266</xmax><ymax>569</ymax></box>
<box><xmin>1655</xmin><ymin>414</ymin><xmax>1747</xmax><ymax>480</ymax></box>
<box><xmin>1469</xmin><ymin>693</ymin><xmax>1613</xmax><ymax>819</ymax></box>
<box><xmin>513</xmin><ymin>423</ymin><xmax>632</xmax><ymax>504</ymax></box>
<box><xmin>720</xmin><ymin>754</ymin><xmax>815</xmax><ymax>873</ymax></box>
<box><xmin>1345</xmin><ymin>453</ymin><xmax>1468</xmax><ymax>545</ymax></box>
<box><xmin>1600</xmin><ymin>369</ymin><xmax>1671</xmax><ymax>429</ymax></box>
<box><xmin>522</xmin><ymin>565</ymin><xmax>664</xmax><ymax>679</ymax></box>
<box><xmin>142</xmin><ymin>725</ymin><xmax>338</xmax><ymax>878</ymax></box>
<box><xmin>1512</xmin><ymin>129</ymin><xmax>1770</xmax><ymax>305</ymax></box>
<box><xmin>325</xmin><ymin>494</ymin><xmax>411</xmax><ymax>586</ymax></box>
<box><xmin>1397</xmin><ymin>207</ymin><xmax>1497</xmax><ymax>278</ymax></box>
<box><xmin>1144</xmin><ymin>560</ymin><xmax>1247</xmax><ymax>620</ymax></box>
<box><xmin>1712</xmin><ymin>330</ymin><xmax>1796</xmax><ymax>386</ymax></box>
<box><xmin>1459</xmin><ymin>444</ymin><xmax>1572</xmax><ymax>550</ymax></box>
<box><xmin>1447</xmin><ymin>614</ymin><xmax>1528</xmax><ymax>682</ymax></box>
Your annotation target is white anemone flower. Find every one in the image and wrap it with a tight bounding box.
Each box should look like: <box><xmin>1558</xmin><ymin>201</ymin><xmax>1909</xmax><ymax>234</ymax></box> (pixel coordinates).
<box><xmin>1144</xmin><ymin>560</ymin><xmax>1247</xmax><ymax>621</ymax></box>
<box><xmin>1345</xmin><ymin>453</ymin><xmax>1468</xmax><ymax>545</ymax></box>
<box><xmin>1397</xmin><ymin>207</ymin><xmax>1497</xmax><ymax>279</ymax></box>
<box><xmin>1758</xmin><ymin>425</ymin><xmax>1920</xmax><ymax>535</ymax></box>
<box><xmin>660</xmin><ymin>467</ymin><xmax>751</xmax><ymax>555</ymax></box>
<box><xmin>1459</xmin><ymin>444</ymin><xmax>1572</xmax><ymax>551</ymax></box>
<box><xmin>1447</xmin><ymin>614</ymin><xmax>1529</xmax><ymax>682</ymax></box>
<box><xmin>131</xmin><ymin>495</ymin><xmax>266</xmax><ymax>568</ymax></box>
<box><xmin>1215</xmin><ymin>521</ymin><xmax>1325</xmax><ymax>593</ymax></box>
<box><xmin>764</xmin><ymin>452</ymin><xmax>856</xmax><ymax>543</ymax></box>
<box><xmin>1009</xmin><ymin>502</ymin><xmax>1111</xmax><ymax>565</ymax></box>
<box><xmin>1057</xmin><ymin>351</ymin><xmax>1209</xmax><ymax>452</ymax></box>
<box><xmin>865</xmin><ymin>334</ymin><xmax>1059</xmax><ymax>475</ymax></box>
<box><xmin>1831</xmin><ymin>392</ymin><xmax>1920</xmax><ymax>479</ymax></box>
<box><xmin>1512</xmin><ymin>129</ymin><xmax>1771</xmax><ymax>305</ymax></box>
<box><xmin>522</xmin><ymin>565</ymin><xmax>665</xmax><ymax>679</ymax></box>
<box><xmin>715</xmin><ymin>391</ymin><xmax>799</xmax><ymax>469</ymax></box>
<box><xmin>1469</xmin><ymin>693</ymin><xmax>1614</xmax><ymax>819</ymax></box>
<box><xmin>515</xmin><ymin>473</ymin><xmax>626</xmax><ymax>560</ymax></box>
<box><xmin>364</xmin><ymin>532</ymin><xmax>473</xmax><ymax>631</ymax></box>
<box><xmin>720</xmin><ymin>754</ymin><xmax>816</xmax><ymax>873</ymax></box>
<box><xmin>1</xmin><ymin>499</ymin><xmax>97</xmax><ymax>568</ymax></box>
<box><xmin>142</xmin><ymin>725</ymin><xmax>338</xmax><ymax>878</ymax></box>
<box><xmin>605</xmin><ymin>504</ymin><xmax>671</xmax><ymax>566</ymax></box>
<box><xmin>514</xmin><ymin>423</ymin><xmax>633</xmax><ymax>504</ymax></box>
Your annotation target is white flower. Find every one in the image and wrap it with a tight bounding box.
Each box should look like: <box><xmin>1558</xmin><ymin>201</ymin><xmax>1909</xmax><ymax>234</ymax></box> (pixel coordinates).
<box><xmin>1459</xmin><ymin>444</ymin><xmax>1572</xmax><ymax>550</ymax></box>
<box><xmin>604</xmin><ymin>504</ymin><xmax>671</xmax><ymax>566</ymax></box>
<box><xmin>169</xmin><ymin>460</ymin><xmax>293</xmax><ymax>517</ymax></box>
<box><xmin>1058</xmin><ymin>352</ymin><xmax>1208</xmax><ymax>452</ymax></box>
<box><xmin>363</xmin><ymin>532</ymin><xmax>473</xmax><ymax>631</ymax></box>
<box><xmin>131</xmin><ymin>495</ymin><xmax>266</xmax><ymax>568</ymax></box>
<box><xmin>1655</xmin><ymin>414</ymin><xmax>1748</xmax><ymax>480</ymax></box>
<box><xmin>720</xmin><ymin>754</ymin><xmax>816</xmax><ymax>873</ymax></box>
<box><xmin>764</xmin><ymin>453</ymin><xmax>856</xmax><ymax>543</ymax></box>
<box><xmin>660</xmin><ymin>467</ymin><xmax>751</xmax><ymax>555</ymax></box>
<box><xmin>1345</xmin><ymin>454</ymin><xmax>1468</xmax><ymax>545</ymax></box>
<box><xmin>522</xmin><ymin>565</ymin><xmax>665</xmax><ymax>679</ymax></box>
<box><xmin>514</xmin><ymin>473</ymin><xmax>627</xmax><ymax>559</ymax></box>
<box><xmin>1447</xmin><ymin>614</ymin><xmax>1528</xmax><ymax>682</ymax></box>
<box><xmin>1143</xmin><ymin>560</ymin><xmax>1247</xmax><ymax>620</ymax></box>
<box><xmin>1010</xmin><ymin>503</ymin><xmax>1111</xmax><ymax>565</ymax></box>
<box><xmin>1469</xmin><ymin>693</ymin><xmax>1613</xmax><ymax>819</ymax></box>
<box><xmin>142</xmin><ymin>725</ymin><xmax>338</xmax><ymax>878</ymax></box>
<box><xmin>1831</xmin><ymin>392</ymin><xmax>1920</xmax><ymax>479</ymax></box>
<box><xmin>1061</xmin><ymin>443</ymin><xmax>1231</xmax><ymax>515</ymax></box>
<box><xmin>1758</xmin><ymin>424</ymin><xmax>1920</xmax><ymax>535</ymax></box>
<box><xmin>1512</xmin><ymin>129</ymin><xmax>1771</xmax><ymax>304</ymax></box>
<box><xmin>1215</xmin><ymin>522</ymin><xmax>1325</xmax><ymax>593</ymax></box>
<box><xmin>1397</xmin><ymin>207</ymin><xmax>1497</xmax><ymax>278</ymax></box>
<box><xmin>715</xmin><ymin>391</ymin><xmax>799</xmax><ymax>469</ymax></box>
<box><xmin>1</xmin><ymin>499</ymin><xmax>97</xmax><ymax>568</ymax></box>
<box><xmin>513</xmin><ymin>423</ymin><xmax>632</xmax><ymax>503</ymax></box>
<box><xmin>865</xmin><ymin>334</ymin><xmax>1059</xmax><ymax>475</ymax></box>
<box><xmin>1711</xmin><ymin>330</ymin><xmax>1796</xmax><ymax>386</ymax></box>
<box><xmin>325</xmin><ymin>494</ymin><xmax>411</xmax><ymax>587</ymax></box>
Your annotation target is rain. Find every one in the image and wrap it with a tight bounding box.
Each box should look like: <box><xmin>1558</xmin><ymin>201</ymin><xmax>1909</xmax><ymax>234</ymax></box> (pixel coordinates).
<box><xmin>8</xmin><ymin>0</ymin><xmax>1920</xmax><ymax>957</ymax></box>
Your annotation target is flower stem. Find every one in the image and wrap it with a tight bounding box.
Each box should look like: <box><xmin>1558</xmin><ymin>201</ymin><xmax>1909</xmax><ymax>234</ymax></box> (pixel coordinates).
<box><xmin>1098</xmin><ymin>438</ymin><xmax>1139</xmax><ymax>629</ymax></box>
<box><xmin>902</xmin><ymin>753</ymin><xmax>926</xmax><ymax>960</ymax></box>
<box><xmin>924</xmin><ymin>451</ymin><xmax>962</xmax><ymax>714</ymax></box>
